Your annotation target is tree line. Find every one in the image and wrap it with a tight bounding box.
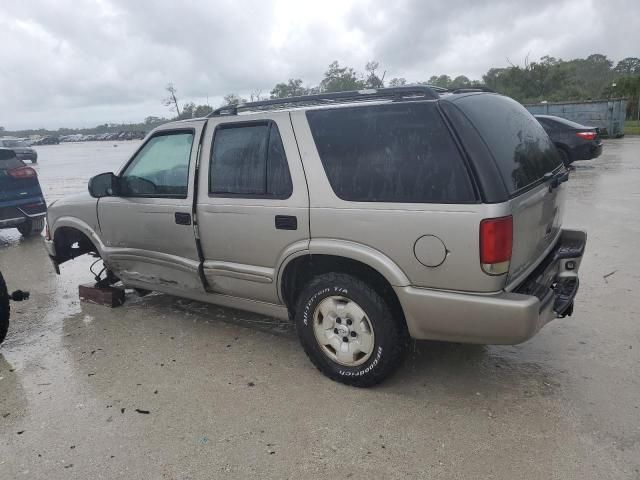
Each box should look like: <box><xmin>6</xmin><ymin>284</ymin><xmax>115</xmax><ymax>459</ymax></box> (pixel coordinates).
<box><xmin>168</xmin><ymin>54</ymin><xmax>640</xmax><ymax>122</ymax></box>
<box><xmin>4</xmin><ymin>53</ymin><xmax>638</xmax><ymax>136</ymax></box>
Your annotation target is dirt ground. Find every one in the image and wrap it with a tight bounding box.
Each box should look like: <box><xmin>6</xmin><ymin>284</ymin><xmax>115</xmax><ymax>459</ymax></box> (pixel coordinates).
<box><xmin>1</xmin><ymin>138</ymin><xmax>639</xmax><ymax>479</ymax></box>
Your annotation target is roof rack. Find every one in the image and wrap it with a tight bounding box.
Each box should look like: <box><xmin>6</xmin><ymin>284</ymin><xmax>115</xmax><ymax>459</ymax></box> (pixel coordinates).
<box><xmin>208</xmin><ymin>85</ymin><xmax>442</xmax><ymax>117</ymax></box>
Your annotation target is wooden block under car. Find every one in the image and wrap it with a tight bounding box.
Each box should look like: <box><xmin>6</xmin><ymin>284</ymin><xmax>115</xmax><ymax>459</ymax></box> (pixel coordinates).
<box><xmin>78</xmin><ymin>284</ymin><xmax>125</xmax><ymax>307</ymax></box>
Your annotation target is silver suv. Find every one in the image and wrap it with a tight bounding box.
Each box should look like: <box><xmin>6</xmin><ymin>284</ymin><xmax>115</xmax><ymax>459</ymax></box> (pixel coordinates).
<box><xmin>44</xmin><ymin>86</ymin><xmax>586</xmax><ymax>387</ymax></box>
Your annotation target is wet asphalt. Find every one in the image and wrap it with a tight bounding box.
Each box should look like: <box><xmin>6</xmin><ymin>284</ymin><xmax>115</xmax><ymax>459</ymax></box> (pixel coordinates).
<box><xmin>0</xmin><ymin>138</ymin><xmax>639</xmax><ymax>479</ymax></box>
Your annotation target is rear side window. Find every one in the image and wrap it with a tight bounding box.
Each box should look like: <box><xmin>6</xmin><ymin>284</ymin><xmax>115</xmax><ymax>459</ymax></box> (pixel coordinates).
<box><xmin>456</xmin><ymin>95</ymin><xmax>562</xmax><ymax>195</ymax></box>
<box><xmin>536</xmin><ymin>117</ymin><xmax>557</xmax><ymax>132</ymax></box>
<box><xmin>0</xmin><ymin>150</ymin><xmax>23</xmax><ymax>170</ymax></box>
<box><xmin>543</xmin><ymin>116</ymin><xmax>585</xmax><ymax>129</ymax></box>
<box><xmin>210</xmin><ymin>122</ymin><xmax>293</xmax><ymax>198</ymax></box>
<box><xmin>306</xmin><ymin>103</ymin><xmax>475</xmax><ymax>203</ymax></box>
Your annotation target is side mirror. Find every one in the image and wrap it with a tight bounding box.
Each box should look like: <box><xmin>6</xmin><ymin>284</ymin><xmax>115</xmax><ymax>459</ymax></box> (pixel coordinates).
<box><xmin>88</xmin><ymin>172</ymin><xmax>118</xmax><ymax>198</ymax></box>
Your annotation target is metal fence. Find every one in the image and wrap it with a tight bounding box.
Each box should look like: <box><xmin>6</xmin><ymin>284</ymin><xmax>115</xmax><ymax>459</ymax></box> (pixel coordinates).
<box><xmin>525</xmin><ymin>98</ymin><xmax>628</xmax><ymax>137</ymax></box>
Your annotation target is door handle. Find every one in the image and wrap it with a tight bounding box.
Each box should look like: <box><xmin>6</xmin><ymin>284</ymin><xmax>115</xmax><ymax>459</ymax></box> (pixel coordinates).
<box><xmin>275</xmin><ymin>215</ymin><xmax>297</xmax><ymax>230</ymax></box>
<box><xmin>174</xmin><ymin>212</ymin><xmax>192</xmax><ymax>225</ymax></box>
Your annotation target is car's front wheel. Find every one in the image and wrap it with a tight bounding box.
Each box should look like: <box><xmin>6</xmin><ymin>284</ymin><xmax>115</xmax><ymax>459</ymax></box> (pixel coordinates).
<box><xmin>17</xmin><ymin>217</ymin><xmax>45</xmax><ymax>237</ymax></box>
<box><xmin>295</xmin><ymin>273</ymin><xmax>408</xmax><ymax>387</ymax></box>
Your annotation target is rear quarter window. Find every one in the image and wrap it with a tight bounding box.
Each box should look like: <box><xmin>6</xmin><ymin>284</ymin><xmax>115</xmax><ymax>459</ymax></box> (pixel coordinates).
<box><xmin>0</xmin><ymin>150</ymin><xmax>23</xmax><ymax>170</ymax></box>
<box><xmin>305</xmin><ymin>102</ymin><xmax>475</xmax><ymax>203</ymax></box>
<box><xmin>455</xmin><ymin>95</ymin><xmax>562</xmax><ymax>196</ymax></box>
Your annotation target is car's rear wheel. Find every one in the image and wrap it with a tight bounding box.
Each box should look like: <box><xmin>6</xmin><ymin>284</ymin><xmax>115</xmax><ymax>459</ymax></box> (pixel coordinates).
<box><xmin>0</xmin><ymin>272</ymin><xmax>9</xmax><ymax>345</ymax></box>
<box><xmin>558</xmin><ymin>148</ymin><xmax>571</xmax><ymax>167</ymax></box>
<box><xmin>295</xmin><ymin>273</ymin><xmax>408</xmax><ymax>387</ymax></box>
<box><xmin>17</xmin><ymin>217</ymin><xmax>45</xmax><ymax>237</ymax></box>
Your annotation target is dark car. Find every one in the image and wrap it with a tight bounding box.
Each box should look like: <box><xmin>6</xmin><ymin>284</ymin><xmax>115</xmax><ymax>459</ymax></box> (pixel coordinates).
<box><xmin>0</xmin><ymin>148</ymin><xmax>47</xmax><ymax>236</ymax></box>
<box><xmin>0</xmin><ymin>270</ymin><xmax>30</xmax><ymax>345</ymax></box>
<box><xmin>535</xmin><ymin>115</ymin><xmax>603</xmax><ymax>166</ymax></box>
<box><xmin>0</xmin><ymin>138</ymin><xmax>38</xmax><ymax>163</ymax></box>
<box><xmin>0</xmin><ymin>271</ymin><xmax>9</xmax><ymax>344</ymax></box>
<box><xmin>32</xmin><ymin>135</ymin><xmax>59</xmax><ymax>146</ymax></box>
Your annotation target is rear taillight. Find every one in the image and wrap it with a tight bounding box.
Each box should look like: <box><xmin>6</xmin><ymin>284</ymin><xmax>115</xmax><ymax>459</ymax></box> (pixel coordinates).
<box><xmin>576</xmin><ymin>131</ymin><xmax>597</xmax><ymax>141</ymax></box>
<box><xmin>8</xmin><ymin>166</ymin><xmax>37</xmax><ymax>178</ymax></box>
<box><xmin>480</xmin><ymin>216</ymin><xmax>513</xmax><ymax>275</ymax></box>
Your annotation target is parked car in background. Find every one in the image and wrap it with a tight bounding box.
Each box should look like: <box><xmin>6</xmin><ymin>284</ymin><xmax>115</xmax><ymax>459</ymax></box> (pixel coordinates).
<box><xmin>0</xmin><ymin>271</ymin><xmax>9</xmax><ymax>345</ymax></box>
<box><xmin>535</xmin><ymin>115</ymin><xmax>603</xmax><ymax>166</ymax></box>
<box><xmin>0</xmin><ymin>270</ymin><xmax>30</xmax><ymax>346</ymax></box>
<box><xmin>0</xmin><ymin>148</ymin><xmax>46</xmax><ymax>236</ymax></box>
<box><xmin>31</xmin><ymin>135</ymin><xmax>59</xmax><ymax>146</ymax></box>
<box><xmin>44</xmin><ymin>87</ymin><xmax>586</xmax><ymax>387</ymax></box>
<box><xmin>0</xmin><ymin>137</ymin><xmax>38</xmax><ymax>163</ymax></box>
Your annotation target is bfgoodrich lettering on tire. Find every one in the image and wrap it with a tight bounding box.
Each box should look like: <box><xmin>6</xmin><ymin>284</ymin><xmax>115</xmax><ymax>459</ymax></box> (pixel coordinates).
<box><xmin>295</xmin><ymin>273</ymin><xmax>408</xmax><ymax>387</ymax></box>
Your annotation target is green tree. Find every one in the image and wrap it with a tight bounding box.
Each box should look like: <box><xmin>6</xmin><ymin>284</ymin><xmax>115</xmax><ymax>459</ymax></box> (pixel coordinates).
<box><xmin>388</xmin><ymin>77</ymin><xmax>407</xmax><ymax>87</ymax></box>
<box><xmin>425</xmin><ymin>75</ymin><xmax>452</xmax><ymax>88</ymax></box>
<box><xmin>614</xmin><ymin>57</ymin><xmax>640</xmax><ymax>75</ymax></box>
<box><xmin>364</xmin><ymin>61</ymin><xmax>385</xmax><ymax>88</ymax></box>
<box><xmin>222</xmin><ymin>94</ymin><xmax>247</xmax><ymax>107</ymax></box>
<box><xmin>450</xmin><ymin>75</ymin><xmax>471</xmax><ymax>88</ymax></box>
<box><xmin>193</xmin><ymin>104</ymin><xmax>213</xmax><ymax>117</ymax></box>
<box><xmin>271</xmin><ymin>79</ymin><xmax>308</xmax><ymax>98</ymax></box>
<box><xmin>320</xmin><ymin>61</ymin><xmax>364</xmax><ymax>92</ymax></box>
<box><xmin>615</xmin><ymin>75</ymin><xmax>640</xmax><ymax>119</ymax></box>
<box><xmin>179</xmin><ymin>102</ymin><xmax>196</xmax><ymax>119</ymax></box>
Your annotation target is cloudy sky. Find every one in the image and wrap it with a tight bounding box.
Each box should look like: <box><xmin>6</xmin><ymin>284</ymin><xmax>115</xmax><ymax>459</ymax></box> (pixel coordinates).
<box><xmin>0</xmin><ymin>0</ymin><xmax>637</xmax><ymax>130</ymax></box>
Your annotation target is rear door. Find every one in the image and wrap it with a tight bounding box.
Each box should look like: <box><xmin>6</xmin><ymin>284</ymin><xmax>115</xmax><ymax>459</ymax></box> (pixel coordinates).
<box><xmin>453</xmin><ymin>94</ymin><xmax>565</xmax><ymax>284</ymax></box>
<box><xmin>196</xmin><ymin>112</ymin><xmax>310</xmax><ymax>304</ymax></box>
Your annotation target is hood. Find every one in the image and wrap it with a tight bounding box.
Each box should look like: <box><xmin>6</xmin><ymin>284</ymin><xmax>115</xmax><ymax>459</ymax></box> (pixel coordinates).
<box><xmin>47</xmin><ymin>191</ymin><xmax>98</xmax><ymax>228</ymax></box>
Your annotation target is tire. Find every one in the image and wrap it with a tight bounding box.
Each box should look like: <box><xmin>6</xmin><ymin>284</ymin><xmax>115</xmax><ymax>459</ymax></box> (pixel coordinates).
<box><xmin>558</xmin><ymin>148</ymin><xmax>571</xmax><ymax>167</ymax></box>
<box><xmin>0</xmin><ymin>272</ymin><xmax>9</xmax><ymax>345</ymax></box>
<box><xmin>17</xmin><ymin>217</ymin><xmax>45</xmax><ymax>237</ymax></box>
<box><xmin>295</xmin><ymin>273</ymin><xmax>409</xmax><ymax>387</ymax></box>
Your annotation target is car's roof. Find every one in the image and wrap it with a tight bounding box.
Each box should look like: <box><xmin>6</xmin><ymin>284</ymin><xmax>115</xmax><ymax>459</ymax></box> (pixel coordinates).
<box><xmin>535</xmin><ymin>114</ymin><xmax>589</xmax><ymax>129</ymax></box>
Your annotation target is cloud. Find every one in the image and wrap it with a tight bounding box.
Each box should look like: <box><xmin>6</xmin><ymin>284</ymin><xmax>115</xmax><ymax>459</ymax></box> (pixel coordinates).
<box><xmin>0</xmin><ymin>0</ymin><xmax>638</xmax><ymax>129</ymax></box>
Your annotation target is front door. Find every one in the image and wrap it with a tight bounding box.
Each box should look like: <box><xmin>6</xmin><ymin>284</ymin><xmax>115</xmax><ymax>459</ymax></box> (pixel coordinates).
<box><xmin>196</xmin><ymin>112</ymin><xmax>310</xmax><ymax>304</ymax></box>
<box><xmin>98</xmin><ymin>123</ymin><xmax>204</xmax><ymax>292</ymax></box>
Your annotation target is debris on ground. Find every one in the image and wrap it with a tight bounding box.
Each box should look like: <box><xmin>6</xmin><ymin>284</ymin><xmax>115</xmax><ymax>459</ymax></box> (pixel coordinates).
<box><xmin>135</xmin><ymin>409</ymin><xmax>150</xmax><ymax>414</ymax></box>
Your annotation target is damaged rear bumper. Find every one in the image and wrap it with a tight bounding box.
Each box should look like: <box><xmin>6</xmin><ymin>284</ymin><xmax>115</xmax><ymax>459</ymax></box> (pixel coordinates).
<box><xmin>395</xmin><ymin>229</ymin><xmax>587</xmax><ymax>344</ymax></box>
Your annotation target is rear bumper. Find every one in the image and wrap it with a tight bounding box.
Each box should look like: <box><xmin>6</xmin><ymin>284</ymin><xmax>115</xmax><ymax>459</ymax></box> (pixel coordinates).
<box><xmin>591</xmin><ymin>142</ymin><xmax>603</xmax><ymax>159</ymax></box>
<box><xmin>574</xmin><ymin>142</ymin><xmax>602</xmax><ymax>161</ymax></box>
<box><xmin>0</xmin><ymin>199</ymin><xmax>47</xmax><ymax>229</ymax></box>
<box><xmin>396</xmin><ymin>229</ymin><xmax>587</xmax><ymax>344</ymax></box>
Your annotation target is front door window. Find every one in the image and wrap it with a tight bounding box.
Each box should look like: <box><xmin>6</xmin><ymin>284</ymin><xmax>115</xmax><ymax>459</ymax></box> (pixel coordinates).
<box><xmin>121</xmin><ymin>131</ymin><xmax>194</xmax><ymax>198</ymax></box>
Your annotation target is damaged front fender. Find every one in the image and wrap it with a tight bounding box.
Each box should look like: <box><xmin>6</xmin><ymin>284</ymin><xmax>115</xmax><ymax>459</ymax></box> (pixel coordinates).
<box><xmin>46</xmin><ymin>218</ymin><xmax>106</xmax><ymax>273</ymax></box>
